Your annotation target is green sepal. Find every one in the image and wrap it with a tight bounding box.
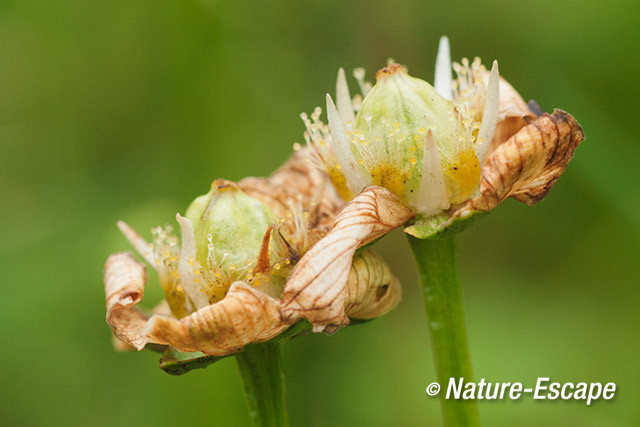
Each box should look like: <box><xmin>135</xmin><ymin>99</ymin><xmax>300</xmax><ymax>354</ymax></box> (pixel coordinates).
<box><xmin>157</xmin><ymin>318</ymin><xmax>373</xmax><ymax>375</ymax></box>
<box><xmin>160</xmin><ymin>349</ymin><xmax>230</xmax><ymax>376</ymax></box>
<box><xmin>157</xmin><ymin>320</ymin><xmax>312</xmax><ymax>375</ymax></box>
<box><xmin>403</xmin><ymin>210</ymin><xmax>489</xmax><ymax>240</ymax></box>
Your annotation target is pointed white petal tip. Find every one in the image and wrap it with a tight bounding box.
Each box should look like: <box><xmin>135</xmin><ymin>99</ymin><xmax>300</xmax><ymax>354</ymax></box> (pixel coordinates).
<box><xmin>490</xmin><ymin>60</ymin><xmax>499</xmax><ymax>77</ymax></box>
<box><xmin>434</xmin><ymin>35</ymin><xmax>453</xmax><ymax>100</ymax></box>
<box><xmin>475</xmin><ymin>60</ymin><xmax>500</xmax><ymax>163</ymax></box>
<box><xmin>325</xmin><ymin>93</ymin><xmax>371</xmax><ymax>194</ymax></box>
<box><xmin>336</xmin><ymin>68</ymin><xmax>355</xmax><ymax>124</ymax></box>
<box><xmin>412</xmin><ymin>130</ymin><xmax>450</xmax><ymax>216</ymax></box>
<box><xmin>176</xmin><ymin>213</ymin><xmax>210</xmax><ymax>310</ymax></box>
<box><xmin>117</xmin><ymin>220</ymin><xmax>155</xmax><ymax>266</ymax></box>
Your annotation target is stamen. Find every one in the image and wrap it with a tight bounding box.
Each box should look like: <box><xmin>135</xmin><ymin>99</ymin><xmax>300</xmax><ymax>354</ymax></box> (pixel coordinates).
<box><xmin>353</xmin><ymin>68</ymin><xmax>371</xmax><ymax>96</ymax></box>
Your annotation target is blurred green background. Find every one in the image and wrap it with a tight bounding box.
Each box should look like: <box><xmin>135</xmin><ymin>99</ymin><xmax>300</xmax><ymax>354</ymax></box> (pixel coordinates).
<box><xmin>1</xmin><ymin>0</ymin><xmax>639</xmax><ymax>425</ymax></box>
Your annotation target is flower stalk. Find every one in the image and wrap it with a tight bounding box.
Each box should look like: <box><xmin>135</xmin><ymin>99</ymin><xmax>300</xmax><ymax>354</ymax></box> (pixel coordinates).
<box><xmin>236</xmin><ymin>342</ymin><xmax>289</xmax><ymax>427</ymax></box>
<box><xmin>407</xmin><ymin>235</ymin><xmax>479</xmax><ymax>427</ymax></box>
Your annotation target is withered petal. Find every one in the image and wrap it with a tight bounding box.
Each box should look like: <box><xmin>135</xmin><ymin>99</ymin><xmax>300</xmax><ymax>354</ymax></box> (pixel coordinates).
<box><xmin>105</xmin><ymin>244</ymin><xmax>405</xmax><ymax>355</ymax></box>
<box><xmin>104</xmin><ymin>252</ymin><xmax>150</xmax><ymax>350</ymax></box>
<box><xmin>460</xmin><ymin>109</ymin><xmax>584</xmax><ymax>213</ymax></box>
<box><xmin>143</xmin><ymin>281</ymin><xmax>288</xmax><ymax>356</ymax></box>
<box><xmin>344</xmin><ymin>250</ymin><xmax>402</xmax><ymax>320</ymax></box>
<box><xmin>279</xmin><ymin>186</ymin><xmax>413</xmax><ymax>333</ymax></box>
<box><xmin>475</xmin><ymin>72</ymin><xmax>538</xmax><ymax>154</ymax></box>
<box><xmin>239</xmin><ymin>148</ymin><xmax>344</xmax><ymax>233</ymax></box>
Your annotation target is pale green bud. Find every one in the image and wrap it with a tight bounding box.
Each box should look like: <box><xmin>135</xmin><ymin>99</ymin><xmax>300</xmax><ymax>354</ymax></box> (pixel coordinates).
<box><xmin>184</xmin><ymin>179</ymin><xmax>285</xmax><ymax>302</ymax></box>
<box><xmin>301</xmin><ymin>40</ymin><xmax>499</xmax><ymax>217</ymax></box>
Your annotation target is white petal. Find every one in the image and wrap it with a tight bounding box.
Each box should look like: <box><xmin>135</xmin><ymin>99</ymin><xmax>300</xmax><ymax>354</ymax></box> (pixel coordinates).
<box><xmin>336</xmin><ymin>68</ymin><xmax>355</xmax><ymax>124</ymax></box>
<box><xmin>326</xmin><ymin>94</ymin><xmax>371</xmax><ymax>194</ymax></box>
<box><xmin>476</xmin><ymin>60</ymin><xmax>500</xmax><ymax>163</ymax></box>
<box><xmin>117</xmin><ymin>220</ymin><xmax>156</xmax><ymax>267</ymax></box>
<box><xmin>176</xmin><ymin>214</ymin><xmax>210</xmax><ymax>310</ymax></box>
<box><xmin>412</xmin><ymin>130</ymin><xmax>450</xmax><ymax>216</ymax></box>
<box><xmin>434</xmin><ymin>36</ymin><xmax>453</xmax><ymax>100</ymax></box>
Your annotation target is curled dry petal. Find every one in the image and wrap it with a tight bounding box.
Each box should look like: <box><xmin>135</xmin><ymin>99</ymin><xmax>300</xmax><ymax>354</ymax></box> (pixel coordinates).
<box><xmin>344</xmin><ymin>250</ymin><xmax>402</xmax><ymax>320</ymax></box>
<box><xmin>104</xmin><ymin>252</ymin><xmax>150</xmax><ymax>350</ymax></box>
<box><xmin>239</xmin><ymin>147</ymin><xmax>344</xmax><ymax>240</ymax></box>
<box><xmin>143</xmin><ymin>282</ymin><xmax>289</xmax><ymax>356</ymax></box>
<box><xmin>459</xmin><ymin>109</ymin><xmax>584</xmax><ymax>214</ymax></box>
<box><xmin>105</xmin><ymin>246</ymin><xmax>404</xmax><ymax>355</ymax></box>
<box><xmin>280</xmin><ymin>185</ymin><xmax>413</xmax><ymax>332</ymax></box>
<box><xmin>486</xmin><ymin>74</ymin><xmax>538</xmax><ymax>153</ymax></box>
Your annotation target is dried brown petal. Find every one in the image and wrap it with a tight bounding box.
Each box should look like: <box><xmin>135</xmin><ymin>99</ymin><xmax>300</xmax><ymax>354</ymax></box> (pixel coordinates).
<box><xmin>460</xmin><ymin>109</ymin><xmax>584</xmax><ymax>213</ymax></box>
<box><xmin>490</xmin><ymin>76</ymin><xmax>538</xmax><ymax>153</ymax></box>
<box><xmin>344</xmin><ymin>250</ymin><xmax>402</xmax><ymax>320</ymax></box>
<box><xmin>105</xmin><ymin>242</ymin><xmax>404</xmax><ymax>354</ymax></box>
<box><xmin>106</xmin><ymin>149</ymin><xmax>408</xmax><ymax>355</ymax></box>
<box><xmin>104</xmin><ymin>252</ymin><xmax>150</xmax><ymax>350</ymax></box>
<box><xmin>143</xmin><ymin>281</ymin><xmax>288</xmax><ymax>356</ymax></box>
<box><xmin>280</xmin><ymin>185</ymin><xmax>413</xmax><ymax>332</ymax></box>
<box><xmin>240</xmin><ymin>148</ymin><xmax>344</xmax><ymax>240</ymax></box>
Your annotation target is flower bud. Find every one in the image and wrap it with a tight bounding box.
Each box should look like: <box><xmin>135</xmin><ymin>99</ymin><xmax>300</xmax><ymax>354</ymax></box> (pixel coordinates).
<box><xmin>303</xmin><ymin>53</ymin><xmax>499</xmax><ymax>217</ymax></box>
<box><xmin>183</xmin><ymin>179</ymin><xmax>286</xmax><ymax>302</ymax></box>
<box><xmin>353</xmin><ymin>63</ymin><xmax>481</xmax><ymax>207</ymax></box>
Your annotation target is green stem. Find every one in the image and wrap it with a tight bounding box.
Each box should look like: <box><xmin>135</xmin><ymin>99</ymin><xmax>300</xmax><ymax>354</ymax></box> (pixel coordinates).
<box><xmin>407</xmin><ymin>235</ymin><xmax>479</xmax><ymax>427</ymax></box>
<box><xmin>236</xmin><ymin>342</ymin><xmax>289</xmax><ymax>427</ymax></box>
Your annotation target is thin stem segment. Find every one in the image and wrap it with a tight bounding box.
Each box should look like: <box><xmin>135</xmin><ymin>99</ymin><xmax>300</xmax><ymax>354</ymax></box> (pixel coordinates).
<box><xmin>407</xmin><ymin>235</ymin><xmax>479</xmax><ymax>427</ymax></box>
<box><xmin>236</xmin><ymin>342</ymin><xmax>289</xmax><ymax>427</ymax></box>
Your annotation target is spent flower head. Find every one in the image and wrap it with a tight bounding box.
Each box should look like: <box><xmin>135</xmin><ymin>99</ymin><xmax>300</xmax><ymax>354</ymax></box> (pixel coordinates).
<box><xmin>301</xmin><ymin>38</ymin><xmax>501</xmax><ymax>217</ymax></box>
<box><xmin>285</xmin><ymin>36</ymin><xmax>584</xmax><ymax>332</ymax></box>
<box><xmin>104</xmin><ymin>151</ymin><xmax>404</xmax><ymax>358</ymax></box>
